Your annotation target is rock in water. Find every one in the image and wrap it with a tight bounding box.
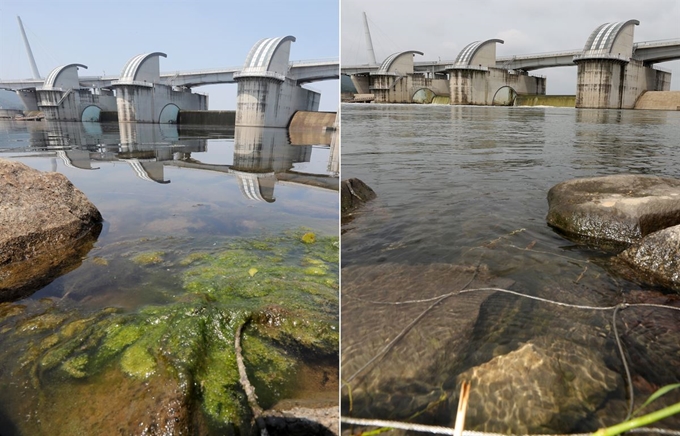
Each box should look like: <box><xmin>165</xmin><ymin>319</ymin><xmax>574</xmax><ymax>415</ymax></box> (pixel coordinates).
<box><xmin>617</xmin><ymin>224</ymin><xmax>680</xmax><ymax>290</ymax></box>
<box><xmin>341</xmin><ymin>178</ymin><xmax>376</xmax><ymax>216</ymax></box>
<box><xmin>0</xmin><ymin>159</ymin><xmax>102</xmax><ymax>301</ymax></box>
<box><xmin>453</xmin><ymin>336</ymin><xmax>620</xmax><ymax>434</ymax></box>
<box><xmin>341</xmin><ymin>262</ymin><xmax>514</xmax><ymax>420</ymax></box>
<box><xmin>546</xmin><ymin>174</ymin><xmax>680</xmax><ymax>246</ymax></box>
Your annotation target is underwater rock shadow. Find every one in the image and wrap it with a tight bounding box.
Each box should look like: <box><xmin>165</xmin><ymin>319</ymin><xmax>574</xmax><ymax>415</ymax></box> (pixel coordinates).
<box><xmin>0</xmin><ymin>222</ymin><xmax>102</xmax><ymax>302</ymax></box>
<box><xmin>262</xmin><ymin>414</ymin><xmax>336</xmax><ymax>436</ymax></box>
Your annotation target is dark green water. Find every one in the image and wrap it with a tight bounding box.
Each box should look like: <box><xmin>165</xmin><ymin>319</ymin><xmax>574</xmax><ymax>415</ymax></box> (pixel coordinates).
<box><xmin>341</xmin><ymin>104</ymin><xmax>680</xmax><ymax>433</ymax></box>
<box><xmin>0</xmin><ymin>120</ymin><xmax>339</xmax><ymax>435</ymax></box>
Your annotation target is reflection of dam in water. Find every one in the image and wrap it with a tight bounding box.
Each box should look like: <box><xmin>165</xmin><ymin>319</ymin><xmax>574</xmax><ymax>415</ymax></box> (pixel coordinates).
<box><xmin>21</xmin><ymin>121</ymin><xmax>338</xmax><ymax>202</ymax></box>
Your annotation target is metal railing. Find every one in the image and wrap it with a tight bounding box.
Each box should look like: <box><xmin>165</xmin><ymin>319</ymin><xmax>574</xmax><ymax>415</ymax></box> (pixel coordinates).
<box><xmin>497</xmin><ymin>50</ymin><xmax>581</xmax><ymax>61</ymax></box>
<box><xmin>233</xmin><ymin>70</ymin><xmax>286</xmax><ymax>81</ymax></box>
<box><xmin>160</xmin><ymin>66</ymin><xmax>241</xmax><ymax>76</ymax></box>
<box><xmin>633</xmin><ymin>38</ymin><xmax>680</xmax><ymax>48</ymax></box>
<box><xmin>573</xmin><ymin>52</ymin><xmax>631</xmax><ymax>62</ymax></box>
<box><xmin>289</xmin><ymin>58</ymin><xmax>338</xmax><ymax>66</ymax></box>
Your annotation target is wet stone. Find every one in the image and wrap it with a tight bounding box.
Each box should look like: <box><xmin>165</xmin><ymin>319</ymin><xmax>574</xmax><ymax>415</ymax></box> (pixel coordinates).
<box><xmin>452</xmin><ymin>336</ymin><xmax>620</xmax><ymax>434</ymax></box>
<box><xmin>617</xmin><ymin>224</ymin><xmax>680</xmax><ymax>290</ymax></box>
<box><xmin>341</xmin><ymin>178</ymin><xmax>377</xmax><ymax>222</ymax></box>
<box><xmin>546</xmin><ymin>174</ymin><xmax>680</xmax><ymax>246</ymax></box>
<box><xmin>341</xmin><ymin>262</ymin><xmax>514</xmax><ymax>420</ymax></box>
<box><xmin>0</xmin><ymin>159</ymin><xmax>103</xmax><ymax>301</ymax></box>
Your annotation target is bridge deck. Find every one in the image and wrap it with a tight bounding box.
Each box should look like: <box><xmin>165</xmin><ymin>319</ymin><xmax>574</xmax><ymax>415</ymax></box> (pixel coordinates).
<box><xmin>0</xmin><ymin>60</ymin><xmax>339</xmax><ymax>91</ymax></box>
<box><xmin>341</xmin><ymin>40</ymin><xmax>680</xmax><ymax>74</ymax></box>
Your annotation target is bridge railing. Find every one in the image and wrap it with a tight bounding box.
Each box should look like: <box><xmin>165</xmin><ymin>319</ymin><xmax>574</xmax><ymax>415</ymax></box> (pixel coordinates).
<box><xmin>573</xmin><ymin>52</ymin><xmax>631</xmax><ymax>62</ymax></box>
<box><xmin>289</xmin><ymin>58</ymin><xmax>339</xmax><ymax>66</ymax></box>
<box><xmin>496</xmin><ymin>50</ymin><xmax>581</xmax><ymax>62</ymax></box>
<box><xmin>633</xmin><ymin>38</ymin><xmax>680</xmax><ymax>48</ymax></box>
<box><xmin>160</xmin><ymin>66</ymin><xmax>242</xmax><ymax>76</ymax></box>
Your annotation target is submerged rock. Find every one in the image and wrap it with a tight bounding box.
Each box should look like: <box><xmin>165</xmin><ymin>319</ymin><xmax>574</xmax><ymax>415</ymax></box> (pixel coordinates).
<box><xmin>546</xmin><ymin>174</ymin><xmax>680</xmax><ymax>246</ymax></box>
<box><xmin>453</xmin><ymin>336</ymin><xmax>620</xmax><ymax>434</ymax></box>
<box><xmin>616</xmin><ymin>224</ymin><xmax>680</xmax><ymax>290</ymax></box>
<box><xmin>0</xmin><ymin>159</ymin><xmax>102</xmax><ymax>301</ymax></box>
<box><xmin>341</xmin><ymin>178</ymin><xmax>376</xmax><ymax>218</ymax></box>
<box><xmin>341</xmin><ymin>262</ymin><xmax>514</xmax><ymax>420</ymax></box>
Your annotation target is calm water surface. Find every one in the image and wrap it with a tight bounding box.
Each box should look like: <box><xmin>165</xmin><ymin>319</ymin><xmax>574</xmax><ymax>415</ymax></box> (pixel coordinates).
<box><xmin>341</xmin><ymin>104</ymin><xmax>680</xmax><ymax>432</ymax></box>
<box><xmin>0</xmin><ymin>120</ymin><xmax>338</xmax><ymax>434</ymax></box>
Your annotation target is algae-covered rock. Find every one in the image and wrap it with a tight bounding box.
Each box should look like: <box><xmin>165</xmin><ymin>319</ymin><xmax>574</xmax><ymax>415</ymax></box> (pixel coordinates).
<box><xmin>301</xmin><ymin>232</ymin><xmax>316</xmax><ymax>244</ymax></box>
<box><xmin>120</xmin><ymin>343</ymin><xmax>157</xmax><ymax>379</ymax></box>
<box><xmin>132</xmin><ymin>251</ymin><xmax>165</xmax><ymax>265</ymax></box>
<box><xmin>62</xmin><ymin>354</ymin><xmax>89</xmax><ymax>378</ymax></box>
<box><xmin>91</xmin><ymin>256</ymin><xmax>108</xmax><ymax>266</ymax></box>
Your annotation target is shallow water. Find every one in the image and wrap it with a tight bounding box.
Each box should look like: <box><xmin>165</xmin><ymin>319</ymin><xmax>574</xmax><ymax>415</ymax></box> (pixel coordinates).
<box><xmin>341</xmin><ymin>104</ymin><xmax>680</xmax><ymax>432</ymax></box>
<box><xmin>0</xmin><ymin>120</ymin><xmax>339</xmax><ymax>434</ymax></box>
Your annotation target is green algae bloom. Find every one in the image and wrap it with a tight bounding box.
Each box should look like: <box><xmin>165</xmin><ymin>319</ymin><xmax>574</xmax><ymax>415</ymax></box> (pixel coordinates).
<box><xmin>0</xmin><ymin>230</ymin><xmax>338</xmax><ymax>432</ymax></box>
<box><xmin>91</xmin><ymin>257</ymin><xmax>108</xmax><ymax>266</ymax></box>
<box><xmin>62</xmin><ymin>354</ymin><xmax>89</xmax><ymax>378</ymax></box>
<box><xmin>304</xmin><ymin>266</ymin><xmax>327</xmax><ymax>276</ymax></box>
<box><xmin>301</xmin><ymin>232</ymin><xmax>316</xmax><ymax>244</ymax></box>
<box><xmin>120</xmin><ymin>343</ymin><xmax>156</xmax><ymax>379</ymax></box>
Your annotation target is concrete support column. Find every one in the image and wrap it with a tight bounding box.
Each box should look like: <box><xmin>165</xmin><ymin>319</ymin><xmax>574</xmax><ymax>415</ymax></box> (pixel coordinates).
<box><xmin>576</xmin><ymin>58</ymin><xmax>672</xmax><ymax>109</ymax></box>
<box><xmin>235</xmin><ymin>77</ymin><xmax>282</xmax><ymax>127</ymax></box>
<box><xmin>448</xmin><ymin>68</ymin><xmax>490</xmax><ymax>105</ymax></box>
<box><xmin>115</xmin><ymin>85</ymin><xmax>155</xmax><ymax>123</ymax></box>
<box><xmin>235</xmin><ymin>76</ymin><xmax>320</xmax><ymax>128</ymax></box>
<box><xmin>36</xmin><ymin>89</ymin><xmax>81</xmax><ymax>122</ymax></box>
<box><xmin>114</xmin><ymin>83</ymin><xmax>206</xmax><ymax>123</ymax></box>
<box><xmin>16</xmin><ymin>89</ymin><xmax>39</xmax><ymax>111</ymax></box>
<box><xmin>575</xmin><ymin>59</ymin><xmax>628</xmax><ymax>109</ymax></box>
<box><xmin>448</xmin><ymin>67</ymin><xmax>546</xmax><ymax>106</ymax></box>
<box><xmin>370</xmin><ymin>74</ymin><xmax>411</xmax><ymax>103</ymax></box>
<box><xmin>350</xmin><ymin>74</ymin><xmax>370</xmax><ymax>94</ymax></box>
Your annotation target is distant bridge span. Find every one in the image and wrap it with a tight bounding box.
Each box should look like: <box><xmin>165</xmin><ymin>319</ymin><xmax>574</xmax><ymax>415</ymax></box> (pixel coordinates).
<box><xmin>0</xmin><ymin>60</ymin><xmax>339</xmax><ymax>91</ymax></box>
<box><xmin>341</xmin><ymin>40</ymin><xmax>680</xmax><ymax>75</ymax></box>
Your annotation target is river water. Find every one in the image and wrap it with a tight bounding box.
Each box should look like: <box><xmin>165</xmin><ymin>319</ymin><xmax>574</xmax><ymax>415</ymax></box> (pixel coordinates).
<box><xmin>341</xmin><ymin>104</ymin><xmax>680</xmax><ymax>433</ymax></box>
<box><xmin>0</xmin><ymin>120</ymin><xmax>338</xmax><ymax>434</ymax></box>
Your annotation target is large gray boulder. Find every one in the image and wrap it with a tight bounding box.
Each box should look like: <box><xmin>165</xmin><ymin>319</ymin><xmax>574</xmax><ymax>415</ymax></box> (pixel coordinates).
<box><xmin>617</xmin><ymin>224</ymin><xmax>680</xmax><ymax>289</ymax></box>
<box><xmin>0</xmin><ymin>159</ymin><xmax>102</xmax><ymax>300</ymax></box>
<box><xmin>546</xmin><ymin>174</ymin><xmax>680</xmax><ymax>246</ymax></box>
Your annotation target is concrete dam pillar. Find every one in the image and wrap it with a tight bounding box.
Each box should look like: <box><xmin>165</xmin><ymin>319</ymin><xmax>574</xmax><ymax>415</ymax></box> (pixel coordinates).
<box><xmin>574</xmin><ymin>58</ymin><xmax>628</xmax><ymax>109</ymax></box>
<box><xmin>367</xmin><ymin>50</ymin><xmax>423</xmax><ymax>104</ymax></box>
<box><xmin>112</xmin><ymin>52</ymin><xmax>206</xmax><ymax>123</ymax></box>
<box><xmin>448</xmin><ymin>68</ymin><xmax>491</xmax><ymax>105</ymax></box>
<box><xmin>574</xmin><ymin>20</ymin><xmax>670</xmax><ymax>109</ymax></box>
<box><xmin>16</xmin><ymin>89</ymin><xmax>39</xmax><ymax>111</ymax></box>
<box><xmin>234</xmin><ymin>76</ymin><xmax>319</xmax><ymax>127</ymax></box>
<box><xmin>36</xmin><ymin>63</ymin><xmax>115</xmax><ymax>122</ymax></box>
<box><xmin>234</xmin><ymin>36</ymin><xmax>320</xmax><ymax>128</ymax></box>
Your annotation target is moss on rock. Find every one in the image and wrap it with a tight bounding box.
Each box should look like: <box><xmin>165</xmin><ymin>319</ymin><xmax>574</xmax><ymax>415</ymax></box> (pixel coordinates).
<box><xmin>0</xmin><ymin>230</ymin><xmax>338</xmax><ymax>432</ymax></box>
<box><xmin>132</xmin><ymin>251</ymin><xmax>165</xmax><ymax>265</ymax></box>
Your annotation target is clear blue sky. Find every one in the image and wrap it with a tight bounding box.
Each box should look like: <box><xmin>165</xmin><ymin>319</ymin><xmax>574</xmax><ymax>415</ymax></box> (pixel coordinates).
<box><xmin>0</xmin><ymin>0</ymin><xmax>339</xmax><ymax>111</ymax></box>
